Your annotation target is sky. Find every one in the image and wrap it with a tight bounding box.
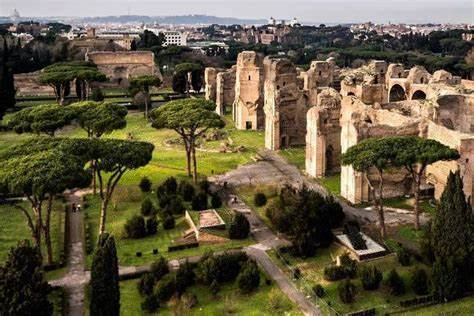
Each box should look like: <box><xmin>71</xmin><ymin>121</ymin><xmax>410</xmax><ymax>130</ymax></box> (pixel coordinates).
<box><xmin>1</xmin><ymin>0</ymin><xmax>473</xmax><ymax>24</ymax></box>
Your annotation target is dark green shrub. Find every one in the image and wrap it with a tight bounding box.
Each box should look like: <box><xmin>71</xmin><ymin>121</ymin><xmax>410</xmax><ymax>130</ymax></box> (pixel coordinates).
<box><xmin>322</xmin><ymin>196</ymin><xmax>345</xmax><ymax>228</ymax></box>
<box><xmin>139</xmin><ymin>177</ymin><xmax>152</xmax><ymax>193</ymax></box>
<box><xmin>141</xmin><ymin>294</ymin><xmax>160</xmax><ymax>312</ymax></box>
<box><xmin>150</xmin><ymin>257</ymin><xmax>169</xmax><ymax>280</ymax></box>
<box><xmin>141</xmin><ymin>198</ymin><xmax>155</xmax><ymax>217</ymax></box>
<box><xmin>146</xmin><ymin>217</ymin><xmax>159</xmax><ymax>235</ymax></box>
<box><xmin>359</xmin><ymin>266</ymin><xmax>383</xmax><ymax>290</ymax></box>
<box><xmin>229</xmin><ymin>213</ymin><xmax>250</xmax><ymax>239</ymax></box>
<box><xmin>138</xmin><ymin>272</ymin><xmax>156</xmax><ymax>296</ymax></box>
<box><xmin>254</xmin><ymin>192</ymin><xmax>267</xmax><ymax>207</ymax></box>
<box><xmin>293</xmin><ymin>267</ymin><xmax>301</xmax><ymax>279</ymax></box>
<box><xmin>199</xmin><ymin>179</ymin><xmax>211</xmax><ymax>193</ymax></box>
<box><xmin>237</xmin><ymin>260</ymin><xmax>261</xmax><ymax>293</ymax></box>
<box><xmin>164</xmin><ymin>195</ymin><xmax>185</xmax><ymax>215</ymax></box>
<box><xmin>211</xmin><ymin>194</ymin><xmax>222</xmax><ymax>208</ymax></box>
<box><xmin>154</xmin><ymin>274</ymin><xmax>176</xmax><ymax>302</ymax></box>
<box><xmin>313</xmin><ymin>284</ymin><xmax>325</xmax><ymax>298</ymax></box>
<box><xmin>323</xmin><ymin>265</ymin><xmax>346</xmax><ymax>281</ymax></box>
<box><xmin>387</xmin><ymin>269</ymin><xmax>405</xmax><ymax>296</ymax></box>
<box><xmin>338</xmin><ymin>279</ymin><xmax>356</xmax><ymax>304</ymax></box>
<box><xmin>339</xmin><ymin>253</ymin><xmax>358</xmax><ymax>278</ymax></box>
<box><xmin>192</xmin><ymin>192</ymin><xmax>208</xmax><ymax>211</ymax></box>
<box><xmin>90</xmin><ymin>88</ymin><xmax>105</xmax><ymax>102</ymax></box>
<box><xmin>195</xmin><ymin>251</ymin><xmax>248</xmax><ymax>285</ymax></box>
<box><xmin>163</xmin><ymin>215</ymin><xmax>175</xmax><ymax>230</ymax></box>
<box><xmin>210</xmin><ymin>279</ymin><xmax>220</xmax><ymax>296</ymax></box>
<box><xmin>397</xmin><ymin>247</ymin><xmax>411</xmax><ymax>266</ymax></box>
<box><xmin>343</xmin><ymin>222</ymin><xmax>367</xmax><ymax>250</ymax></box>
<box><xmin>175</xmin><ymin>261</ymin><xmax>196</xmax><ymax>295</ymax></box>
<box><xmin>124</xmin><ymin>215</ymin><xmax>147</xmax><ymax>239</ymax></box>
<box><xmin>178</xmin><ymin>181</ymin><xmax>195</xmax><ymax>201</ymax></box>
<box><xmin>162</xmin><ymin>177</ymin><xmax>178</xmax><ymax>195</ymax></box>
<box><xmin>411</xmin><ymin>268</ymin><xmax>429</xmax><ymax>295</ymax></box>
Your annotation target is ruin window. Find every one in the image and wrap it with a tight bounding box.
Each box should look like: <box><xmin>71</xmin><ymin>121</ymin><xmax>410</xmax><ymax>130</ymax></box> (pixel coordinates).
<box><xmin>318</xmin><ymin>71</ymin><xmax>322</xmax><ymax>76</ymax></box>
<box><xmin>277</xmin><ymin>85</ymin><xmax>280</xmax><ymax>90</ymax></box>
<box><xmin>374</xmin><ymin>77</ymin><xmax>378</xmax><ymax>84</ymax></box>
<box><xmin>248</xmin><ymin>75</ymin><xmax>251</xmax><ymax>81</ymax></box>
<box><xmin>246</xmin><ymin>121</ymin><xmax>252</xmax><ymax>130</ymax></box>
<box><xmin>364</xmin><ymin>116</ymin><xmax>372</xmax><ymax>124</ymax></box>
<box><xmin>398</xmin><ymin>72</ymin><xmax>402</xmax><ymax>78</ymax></box>
<box><xmin>420</xmin><ymin>77</ymin><xmax>424</xmax><ymax>84</ymax></box>
<box><xmin>283</xmin><ymin>81</ymin><xmax>286</xmax><ymax>86</ymax></box>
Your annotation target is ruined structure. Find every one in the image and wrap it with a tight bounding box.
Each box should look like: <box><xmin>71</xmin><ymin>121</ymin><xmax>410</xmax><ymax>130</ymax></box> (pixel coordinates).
<box><xmin>85</xmin><ymin>51</ymin><xmax>161</xmax><ymax>87</ymax></box>
<box><xmin>306</xmin><ymin>88</ymin><xmax>342</xmax><ymax>177</ymax></box>
<box><xmin>204</xmin><ymin>67</ymin><xmax>221</xmax><ymax>102</ymax></box>
<box><xmin>215</xmin><ymin>67</ymin><xmax>236</xmax><ymax>115</ymax></box>
<box><xmin>263</xmin><ymin>57</ymin><xmax>307</xmax><ymax>150</ymax></box>
<box><xmin>233</xmin><ymin>51</ymin><xmax>265</xmax><ymax>130</ymax></box>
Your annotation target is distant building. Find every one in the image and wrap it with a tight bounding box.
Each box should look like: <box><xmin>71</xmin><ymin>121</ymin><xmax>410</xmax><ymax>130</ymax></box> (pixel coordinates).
<box><xmin>10</xmin><ymin>8</ymin><xmax>20</xmax><ymax>21</ymax></box>
<box><xmin>268</xmin><ymin>17</ymin><xmax>276</xmax><ymax>26</ymax></box>
<box><xmin>163</xmin><ymin>31</ymin><xmax>187</xmax><ymax>46</ymax></box>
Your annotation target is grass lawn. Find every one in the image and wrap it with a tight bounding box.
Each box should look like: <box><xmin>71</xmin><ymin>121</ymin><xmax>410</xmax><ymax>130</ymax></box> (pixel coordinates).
<box><xmin>84</xmin><ymin>193</ymin><xmax>254</xmax><ymax>267</ymax></box>
<box><xmin>119</xmin><ymin>274</ymin><xmax>302</xmax><ymax>315</ymax></box>
<box><xmin>235</xmin><ymin>184</ymin><xmax>279</xmax><ymax>230</ymax></box>
<box><xmin>397</xmin><ymin>296</ymin><xmax>474</xmax><ymax>315</ymax></box>
<box><xmin>279</xmin><ymin>147</ymin><xmax>306</xmax><ymax>170</ymax></box>
<box><xmin>269</xmin><ymin>244</ymin><xmax>431</xmax><ymax>315</ymax></box>
<box><xmin>315</xmin><ymin>173</ymin><xmax>341</xmax><ymax>196</ymax></box>
<box><xmin>0</xmin><ymin>200</ymin><xmax>66</xmax><ymax>265</ymax></box>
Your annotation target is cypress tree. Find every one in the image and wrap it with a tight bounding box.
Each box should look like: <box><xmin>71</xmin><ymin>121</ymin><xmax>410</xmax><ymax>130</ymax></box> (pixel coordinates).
<box><xmin>431</xmin><ymin>171</ymin><xmax>473</xmax><ymax>301</ymax></box>
<box><xmin>0</xmin><ymin>37</ymin><xmax>16</xmax><ymax>119</ymax></box>
<box><xmin>90</xmin><ymin>233</ymin><xmax>120</xmax><ymax>316</ymax></box>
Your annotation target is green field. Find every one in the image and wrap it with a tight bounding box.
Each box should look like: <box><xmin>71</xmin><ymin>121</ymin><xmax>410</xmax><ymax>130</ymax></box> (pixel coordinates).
<box><xmin>119</xmin><ymin>274</ymin><xmax>302</xmax><ymax>315</ymax></box>
<box><xmin>397</xmin><ymin>296</ymin><xmax>474</xmax><ymax>315</ymax></box>
<box><xmin>269</xmin><ymin>244</ymin><xmax>431</xmax><ymax>315</ymax></box>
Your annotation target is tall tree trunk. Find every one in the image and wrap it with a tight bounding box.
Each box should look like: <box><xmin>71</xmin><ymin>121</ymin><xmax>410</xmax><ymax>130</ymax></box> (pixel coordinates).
<box><xmin>376</xmin><ymin>170</ymin><xmax>386</xmax><ymax>238</ymax></box>
<box><xmin>413</xmin><ymin>172</ymin><xmax>422</xmax><ymax>230</ymax></box>
<box><xmin>144</xmin><ymin>93</ymin><xmax>149</xmax><ymax>119</ymax></box>
<box><xmin>99</xmin><ymin>196</ymin><xmax>110</xmax><ymax>235</ymax></box>
<box><xmin>43</xmin><ymin>195</ymin><xmax>54</xmax><ymax>265</ymax></box>
<box><xmin>191</xmin><ymin>139</ymin><xmax>197</xmax><ymax>184</ymax></box>
<box><xmin>183</xmin><ymin>137</ymin><xmax>192</xmax><ymax>177</ymax></box>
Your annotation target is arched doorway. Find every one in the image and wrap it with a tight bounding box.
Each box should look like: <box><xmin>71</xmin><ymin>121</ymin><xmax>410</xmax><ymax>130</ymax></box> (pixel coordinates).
<box><xmin>325</xmin><ymin>145</ymin><xmax>334</xmax><ymax>175</ymax></box>
<box><xmin>411</xmin><ymin>90</ymin><xmax>426</xmax><ymax>100</ymax></box>
<box><xmin>389</xmin><ymin>84</ymin><xmax>406</xmax><ymax>102</ymax></box>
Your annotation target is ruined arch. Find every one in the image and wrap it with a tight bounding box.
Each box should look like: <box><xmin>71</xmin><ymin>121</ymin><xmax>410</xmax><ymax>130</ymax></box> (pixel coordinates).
<box><xmin>325</xmin><ymin>145</ymin><xmax>334</xmax><ymax>174</ymax></box>
<box><xmin>389</xmin><ymin>84</ymin><xmax>406</xmax><ymax>102</ymax></box>
<box><xmin>412</xmin><ymin>90</ymin><xmax>427</xmax><ymax>100</ymax></box>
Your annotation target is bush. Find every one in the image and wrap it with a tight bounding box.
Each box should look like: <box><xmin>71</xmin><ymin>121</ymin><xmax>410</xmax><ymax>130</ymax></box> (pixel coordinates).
<box><xmin>146</xmin><ymin>217</ymin><xmax>159</xmax><ymax>235</ymax></box>
<box><xmin>411</xmin><ymin>268</ymin><xmax>429</xmax><ymax>295</ymax></box>
<box><xmin>322</xmin><ymin>196</ymin><xmax>345</xmax><ymax>228</ymax></box>
<box><xmin>254</xmin><ymin>192</ymin><xmax>267</xmax><ymax>207</ymax></box>
<box><xmin>195</xmin><ymin>251</ymin><xmax>248</xmax><ymax>285</ymax></box>
<box><xmin>237</xmin><ymin>260</ymin><xmax>261</xmax><ymax>293</ymax></box>
<box><xmin>210</xmin><ymin>279</ymin><xmax>220</xmax><ymax>296</ymax></box>
<box><xmin>360</xmin><ymin>266</ymin><xmax>383</xmax><ymax>290</ymax></box>
<box><xmin>199</xmin><ymin>180</ymin><xmax>211</xmax><ymax>193</ymax></box>
<box><xmin>90</xmin><ymin>88</ymin><xmax>105</xmax><ymax>102</ymax></box>
<box><xmin>211</xmin><ymin>194</ymin><xmax>222</xmax><ymax>208</ymax></box>
<box><xmin>150</xmin><ymin>257</ymin><xmax>169</xmax><ymax>280</ymax></box>
<box><xmin>178</xmin><ymin>181</ymin><xmax>195</xmax><ymax>201</ymax></box>
<box><xmin>387</xmin><ymin>269</ymin><xmax>405</xmax><ymax>296</ymax></box>
<box><xmin>338</xmin><ymin>279</ymin><xmax>356</xmax><ymax>304</ymax></box>
<box><xmin>339</xmin><ymin>253</ymin><xmax>358</xmax><ymax>278</ymax></box>
<box><xmin>397</xmin><ymin>247</ymin><xmax>411</xmax><ymax>266</ymax></box>
<box><xmin>229</xmin><ymin>213</ymin><xmax>250</xmax><ymax>239</ymax></box>
<box><xmin>313</xmin><ymin>284</ymin><xmax>325</xmax><ymax>298</ymax></box>
<box><xmin>154</xmin><ymin>274</ymin><xmax>176</xmax><ymax>302</ymax></box>
<box><xmin>163</xmin><ymin>215</ymin><xmax>175</xmax><ymax>230</ymax></box>
<box><xmin>139</xmin><ymin>177</ymin><xmax>152</xmax><ymax>193</ymax></box>
<box><xmin>192</xmin><ymin>192</ymin><xmax>208</xmax><ymax>211</ymax></box>
<box><xmin>162</xmin><ymin>177</ymin><xmax>178</xmax><ymax>195</ymax></box>
<box><xmin>138</xmin><ymin>272</ymin><xmax>156</xmax><ymax>296</ymax></box>
<box><xmin>124</xmin><ymin>215</ymin><xmax>147</xmax><ymax>239</ymax></box>
<box><xmin>164</xmin><ymin>195</ymin><xmax>185</xmax><ymax>215</ymax></box>
<box><xmin>323</xmin><ymin>265</ymin><xmax>347</xmax><ymax>281</ymax></box>
<box><xmin>293</xmin><ymin>267</ymin><xmax>301</xmax><ymax>280</ymax></box>
<box><xmin>175</xmin><ymin>262</ymin><xmax>196</xmax><ymax>295</ymax></box>
<box><xmin>141</xmin><ymin>294</ymin><xmax>160</xmax><ymax>312</ymax></box>
<box><xmin>141</xmin><ymin>198</ymin><xmax>155</xmax><ymax>217</ymax></box>
<box><xmin>344</xmin><ymin>222</ymin><xmax>367</xmax><ymax>250</ymax></box>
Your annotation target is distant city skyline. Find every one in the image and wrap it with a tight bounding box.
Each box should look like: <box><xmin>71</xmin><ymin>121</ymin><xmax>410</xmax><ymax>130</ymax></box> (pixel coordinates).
<box><xmin>1</xmin><ymin>0</ymin><xmax>473</xmax><ymax>24</ymax></box>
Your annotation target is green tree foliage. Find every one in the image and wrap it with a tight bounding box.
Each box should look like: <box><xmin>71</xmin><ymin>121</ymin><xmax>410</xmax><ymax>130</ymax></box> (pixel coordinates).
<box><xmin>137</xmin><ymin>30</ymin><xmax>165</xmax><ymax>49</ymax></box>
<box><xmin>359</xmin><ymin>265</ymin><xmax>383</xmax><ymax>290</ymax></box>
<box><xmin>0</xmin><ymin>240</ymin><xmax>52</xmax><ymax>316</ymax></box>
<box><xmin>90</xmin><ymin>88</ymin><xmax>105</xmax><ymax>101</ymax></box>
<box><xmin>175</xmin><ymin>261</ymin><xmax>196</xmax><ymax>295</ymax></box>
<box><xmin>211</xmin><ymin>194</ymin><xmax>222</xmax><ymax>208</ymax></box>
<box><xmin>73</xmin><ymin>101</ymin><xmax>128</xmax><ymax>138</ymax></box>
<box><xmin>172</xmin><ymin>62</ymin><xmax>204</xmax><ymax>95</ymax></box>
<box><xmin>150</xmin><ymin>99</ymin><xmax>225</xmax><ymax>183</ymax></box>
<box><xmin>387</xmin><ymin>269</ymin><xmax>405</xmax><ymax>296</ymax></box>
<box><xmin>7</xmin><ymin>104</ymin><xmax>77</xmax><ymax>136</ymax></box>
<box><xmin>0</xmin><ymin>138</ymin><xmax>92</xmax><ymax>264</ymax></box>
<box><xmin>139</xmin><ymin>177</ymin><xmax>152</xmax><ymax>193</ymax></box>
<box><xmin>124</xmin><ymin>215</ymin><xmax>147</xmax><ymax>239</ymax></box>
<box><xmin>430</xmin><ymin>171</ymin><xmax>473</xmax><ymax>301</ymax></box>
<box><xmin>391</xmin><ymin>136</ymin><xmax>459</xmax><ymax>229</ymax></box>
<box><xmin>154</xmin><ymin>274</ymin><xmax>176</xmax><ymax>302</ymax></box>
<box><xmin>150</xmin><ymin>257</ymin><xmax>170</xmax><ymax>281</ymax></box>
<box><xmin>178</xmin><ymin>180</ymin><xmax>195</xmax><ymax>201</ymax></box>
<box><xmin>192</xmin><ymin>192</ymin><xmax>208</xmax><ymax>210</ymax></box>
<box><xmin>146</xmin><ymin>217</ymin><xmax>159</xmax><ymax>235</ymax></box>
<box><xmin>90</xmin><ymin>233</ymin><xmax>120</xmax><ymax>316</ymax></box>
<box><xmin>411</xmin><ymin>268</ymin><xmax>429</xmax><ymax>296</ymax></box>
<box><xmin>129</xmin><ymin>75</ymin><xmax>162</xmax><ymax>118</ymax></box>
<box><xmin>338</xmin><ymin>279</ymin><xmax>356</xmax><ymax>304</ymax></box>
<box><xmin>195</xmin><ymin>251</ymin><xmax>248</xmax><ymax>285</ymax></box>
<box><xmin>237</xmin><ymin>259</ymin><xmax>261</xmax><ymax>293</ymax></box>
<box><xmin>38</xmin><ymin>61</ymin><xmax>106</xmax><ymax>105</ymax></box>
<box><xmin>141</xmin><ymin>197</ymin><xmax>155</xmax><ymax>217</ymax></box>
<box><xmin>163</xmin><ymin>215</ymin><xmax>175</xmax><ymax>229</ymax></box>
<box><xmin>341</xmin><ymin>137</ymin><xmax>397</xmax><ymax>238</ymax></box>
<box><xmin>228</xmin><ymin>212</ymin><xmax>250</xmax><ymax>239</ymax></box>
<box><xmin>0</xmin><ymin>37</ymin><xmax>16</xmax><ymax>118</ymax></box>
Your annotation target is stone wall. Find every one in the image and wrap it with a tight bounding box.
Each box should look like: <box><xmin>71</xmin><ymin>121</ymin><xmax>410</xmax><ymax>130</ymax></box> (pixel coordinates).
<box><xmin>215</xmin><ymin>67</ymin><xmax>236</xmax><ymax>116</ymax></box>
<box><xmin>14</xmin><ymin>72</ymin><xmax>54</xmax><ymax>96</ymax></box>
<box><xmin>85</xmin><ymin>51</ymin><xmax>160</xmax><ymax>87</ymax></box>
<box><xmin>204</xmin><ymin>67</ymin><xmax>220</xmax><ymax>102</ymax></box>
